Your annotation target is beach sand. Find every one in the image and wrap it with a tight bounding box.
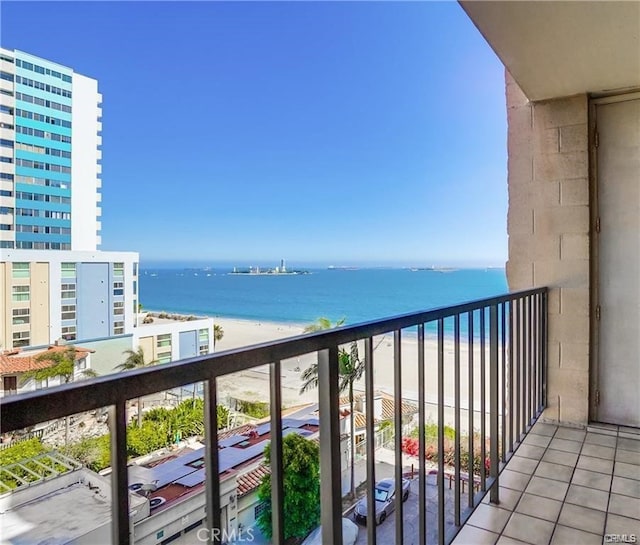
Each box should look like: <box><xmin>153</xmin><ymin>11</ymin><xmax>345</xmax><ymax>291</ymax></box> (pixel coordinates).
<box><xmin>213</xmin><ymin>317</ymin><xmax>497</xmax><ymax>432</ymax></box>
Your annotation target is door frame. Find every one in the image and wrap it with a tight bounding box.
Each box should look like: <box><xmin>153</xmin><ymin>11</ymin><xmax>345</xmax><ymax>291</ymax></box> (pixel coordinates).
<box><xmin>589</xmin><ymin>91</ymin><xmax>640</xmax><ymax>423</ymax></box>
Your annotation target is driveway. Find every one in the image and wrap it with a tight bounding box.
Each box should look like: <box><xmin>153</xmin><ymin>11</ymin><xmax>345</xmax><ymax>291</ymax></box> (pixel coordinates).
<box><xmin>353</xmin><ymin>472</ymin><xmax>474</xmax><ymax>545</ymax></box>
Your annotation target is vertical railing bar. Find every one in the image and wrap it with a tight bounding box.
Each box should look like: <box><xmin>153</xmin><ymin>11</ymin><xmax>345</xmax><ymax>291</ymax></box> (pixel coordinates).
<box><xmin>480</xmin><ymin>307</ymin><xmax>486</xmax><ymax>491</ymax></box>
<box><xmin>437</xmin><ymin>319</ymin><xmax>445</xmax><ymax>545</ymax></box>
<box><xmin>394</xmin><ymin>329</ymin><xmax>404</xmax><ymax>545</ymax></box>
<box><xmin>489</xmin><ymin>305</ymin><xmax>500</xmax><ymax>504</ymax></box>
<box><xmin>533</xmin><ymin>295</ymin><xmax>538</xmax><ymax>419</ymax></box>
<box><xmin>528</xmin><ymin>295</ymin><xmax>533</xmax><ymax>426</ymax></box>
<box><xmin>109</xmin><ymin>401</ymin><xmax>130</xmax><ymax>545</ymax></box>
<box><xmin>365</xmin><ymin>337</ymin><xmax>377</xmax><ymax>545</ymax></box>
<box><xmin>500</xmin><ymin>302</ymin><xmax>506</xmax><ymax>463</ymax></box>
<box><xmin>417</xmin><ymin>325</ymin><xmax>426</xmax><ymax>545</ymax></box>
<box><xmin>515</xmin><ymin>298</ymin><xmax>521</xmax><ymax>443</ymax></box>
<box><xmin>467</xmin><ymin>311</ymin><xmax>474</xmax><ymax>509</ymax></box>
<box><xmin>508</xmin><ymin>301</ymin><xmax>514</xmax><ymax>454</ymax></box>
<box><xmin>538</xmin><ymin>293</ymin><xmax>544</xmax><ymax>412</ymax></box>
<box><xmin>524</xmin><ymin>297</ymin><xmax>530</xmax><ymax>432</ymax></box>
<box><xmin>454</xmin><ymin>314</ymin><xmax>461</xmax><ymax>527</ymax></box>
<box><xmin>318</xmin><ymin>347</ymin><xmax>343</xmax><ymax>545</ymax></box>
<box><xmin>542</xmin><ymin>291</ymin><xmax>548</xmax><ymax>408</ymax></box>
<box><xmin>270</xmin><ymin>360</ymin><xmax>284</xmax><ymax>545</ymax></box>
<box><xmin>204</xmin><ymin>377</ymin><xmax>222</xmax><ymax>544</ymax></box>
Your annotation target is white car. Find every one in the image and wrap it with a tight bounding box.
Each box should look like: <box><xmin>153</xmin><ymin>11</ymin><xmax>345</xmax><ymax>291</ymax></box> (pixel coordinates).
<box><xmin>353</xmin><ymin>478</ymin><xmax>410</xmax><ymax>525</ymax></box>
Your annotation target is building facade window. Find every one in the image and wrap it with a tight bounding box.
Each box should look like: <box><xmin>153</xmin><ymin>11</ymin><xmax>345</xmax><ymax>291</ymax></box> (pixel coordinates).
<box><xmin>113</xmin><ymin>281</ymin><xmax>124</xmax><ymax>296</ymax></box>
<box><xmin>113</xmin><ymin>262</ymin><xmax>124</xmax><ymax>276</ymax></box>
<box><xmin>61</xmin><ymin>325</ymin><xmax>76</xmax><ymax>341</ymax></box>
<box><xmin>199</xmin><ymin>328</ymin><xmax>210</xmax><ymax>355</ymax></box>
<box><xmin>113</xmin><ymin>301</ymin><xmax>124</xmax><ymax>315</ymax></box>
<box><xmin>61</xmin><ymin>283</ymin><xmax>76</xmax><ymax>299</ymax></box>
<box><xmin>61</xmin><ymin>262</ymin><xmax>76</xmax><ymax>278</ymax></box>
<box><xmin>12</xmin><ymin>262</ymin><xmax>30</xmax><ymax>279</ymax></box>
<box><xmin>157</xmin><ymin>334</ymin><xmax>171</xmax><ymax>349</ymax></box>
<box><xmin>113</xmin><ymin>321</ymin><xmax>124</xmax><ymax>335</ymax></box>
<box><xmin>12</xmin><ymin>285</ymin><xmax>29</xmax><ymax>302</ymax></box>
<box><xmin>12</xmin><ymin>331</ymin><xmax>30</xmax><ymax>348</ymax></box>
<box><xmin>61</xmin><ymin>304</ymin><xmax>76</xmax><ymax>320</ymax></box>
<box><xmin>12</xmin><ymin>308</ymin><xmax>29</xmax><ymax>325</ymax></box>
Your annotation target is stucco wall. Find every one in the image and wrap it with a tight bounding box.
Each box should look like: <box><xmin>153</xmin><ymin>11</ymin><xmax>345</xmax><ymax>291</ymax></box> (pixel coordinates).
<box><xmin>505</xmin><ymin>71</ymin><xmax>591</xmax><ymax>426</ymax></box>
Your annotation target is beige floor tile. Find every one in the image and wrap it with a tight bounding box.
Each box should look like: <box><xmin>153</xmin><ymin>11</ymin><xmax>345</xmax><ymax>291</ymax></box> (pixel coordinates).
<box><xmin>557</xmin><ymin>503</ymin><xmax>606</xmax><ymax>535</ymax></box>
<box><xmin>514</xmin><ymin>492</ymin><xmax>562</xmax><ymax>522</ymax></box>
<box><xmin>564</xmin><ymin>483</ymin><xmax>609</xmax><ymax>511</ymax></box>
<box><xmin>534</xmin><ymin>461</ymin><xmax>574</xmax><ymax>482</ymax></box>
<box><xmin>467</xmin><ymin>503</ymin><xmax>512</xmax><ymax>533</ymax></box>
<box><xmin>524</xmin><ymin>476</ymin><xmax>569</xmax><ymax>501</ymax></box>
<box><xmin>612</xmin><ymin>475</ymin><xmax>640</xmax><ymax>498</ymax></box>
<box><xmin>517</xmin><ymin>444</ymin><xmax>547</xmax><ymax>460</ymax></box>
<box><xmin>571</xmin><ymin>468</ymin><xmax>612</xmax><ymax>491</ymax></box>
<box><xmin>482</xmin><ymin>486</ymin><xmax>522</xmax><ymax>511</ymax></box>
<box><xmin>530</xmin><ymin>422</ymin><xmax>557</xmax><ymax>437</ymax></box>
<box><xmin>584</xmin><ymin>432</ymin><xmax>617</xmax><ymax>447</ymax></box>
<box><xmin>581</xmin><ymin>443</ymin><xmax>615</xmax><ymax>460</ymax></box>
<box><xmin>550</xmin><ymin>525</ymin><xmax>601</xmax><ymax>545</ymax></box>
<box><xmin>615</xmin><ymin>461</ymin><xmax>640</xmax><ymax>481</ymax></box>
<box><xmin>620</xmin><ymin>431</ymin><xmax>640</xmax><ymax>441</ymax></box>
<box><xmin>523</xmin><ymin>434</ymin><xmax>552</xmax><ymax>448</ymax></box>
<box><xmin>542</xmin><ymin>449</ymin><xmax>579</xmax><ymax>468</ymax></box>
<box><xmin>619</xmin><ymin>426</ymin><xmax>640</xmax><ymax>436</ymax></box>
<box><xmin>616</xmin><ymin>449</ymin><xmax>640</xmax><ymax>465</ymax></box>
<box><xmin>576</xmin><ymin>455</ymin><xmax>614</xmax><ymax>474</ymax></box>
<box><xmin>554</xmin><ymin>427</ymin><xmax>586</xmax><ymax>442</ymax></box>
<box><xmin>548</xmin><ymin>438</ymin><xmax>582</xmax><ymax>454</ymax></box>
<box><xmin>606</xmin><ymin>513</ymin><xmax>640</xmax><ymax>537</ymax></box>
<box><xmin>496</xmin><ymin>537</ymin><xmax>530</xmax><ymax>545</ymax></box>
<box><xmin>452</xmin><ymin>524</ymin><xmax>499</xmax><ymax>545</ymax></box>
<box><xmin>587</xmin><ymin>423</ymin><xmax>618</xmax><ymax>434</ymax></box>
<box><xmin>618</xmin><ymin>437</ymin><xmax>640</xmax><ymax>453</ymax></box>
<box><xmin>506</xmin><ymin>456</ymin><xmax>539</xmax><ymax>475</ymax></box>
<box><xmin>608</xmin><ymin>492</ymin><xmax>640</xmax><ymax>519</ymax></box>
<box><xmin>500</xmin><ymin>469</ymin><xmax>532</xmax><ymax>492</ymax></box>
<box><xmin>503</xmin><ymin>513</ymin><xmax>555</xmax><ymax>545</ymax></box>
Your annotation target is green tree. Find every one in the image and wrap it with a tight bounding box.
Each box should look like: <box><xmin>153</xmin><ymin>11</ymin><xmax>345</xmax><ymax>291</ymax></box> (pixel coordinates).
<box><xmin>299</xmin><ymin>317</ymin><xmax>363</xmax><ymax>499</ymax></box>
<box><xmin>21</xmin><ymin>345</ymin><xmax>98</xmax><ymax>445</ymax></box>
<box><xmin>114</xmin><ymin>347</ymin><xmax>158</xmax><ymax>427</ymax></box>
<box><xmin>256</xmin><ymin>433</ymin><xmax>321</xmax><ymax>540</ymax></box>
<box><xmin>213</xmin><ymin>324</ymin><xmax>224</xmax><ymax>349</ymax></box>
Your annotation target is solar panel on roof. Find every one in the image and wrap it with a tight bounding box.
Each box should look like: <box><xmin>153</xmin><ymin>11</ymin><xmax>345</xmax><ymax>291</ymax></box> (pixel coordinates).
<box><xmin>219</xmin><ymin>435</ymin><xmax>248</xmax><ymax>448</ymax></box>
<box><xmin>150</xmin><ymin>464</ymin><xmax>199</xmax><ymax>488</ymax></box>
<box><xmin>256</xmin><ymin>423</ymin><xmax>271</xmax><ymax>436</ymax></box>
<box><xmin>281</xmin><ymin>418</ymin><xmax>304</xmax><ymax>429</ymax></box>
<box><xmin>304</xmin><ymin>417</ymin><xmax>319</xmax><ymax>426</ymax></box>
<box><xmin>299</xmin><ymin>430</ymin><xmax>313</xmax><ymax>437</ymax></box>
<box><xmin>282</xmin><ymin>428</ymin><xmax>299</xmax><ymax>437</ymax></box>
<box><xmin>175</xmin><ymin>468</ymin><xmax>206</xmax><ymax>488</ymax></box>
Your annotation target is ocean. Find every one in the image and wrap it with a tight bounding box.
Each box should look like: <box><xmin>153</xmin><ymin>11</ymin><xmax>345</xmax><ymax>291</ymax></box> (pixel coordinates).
<box><xmin>139</xmin><ymin>267</ymin><xmax>508</xmax><ymax>335</ymax></box>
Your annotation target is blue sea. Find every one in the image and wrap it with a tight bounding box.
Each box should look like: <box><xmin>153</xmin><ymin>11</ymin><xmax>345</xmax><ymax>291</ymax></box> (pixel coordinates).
<box><xmin>139</xmin><ymin>267</ymin><xmax>508</xmax><ymax>334</ymax></box>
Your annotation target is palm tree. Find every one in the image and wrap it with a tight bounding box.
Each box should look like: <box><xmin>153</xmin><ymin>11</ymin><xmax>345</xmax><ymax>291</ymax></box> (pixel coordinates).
<box><xmin>213</xmin><ymin>324</ymin><xmax>224</xmax><ymax>349</ymax></box>
<box><xmin>299</xmin><ymin>317</ymin><xmax>363</xmax><ymax>499</ymax></box>
<box><xmin>22</xmin><ymin>345</ymin><xmax>98</xmax><ymax>445</ymax></box>
<box><xmin>114</xmin><ymin>347</ymin><xmax>158</xmax><ymax>427</ymax></box>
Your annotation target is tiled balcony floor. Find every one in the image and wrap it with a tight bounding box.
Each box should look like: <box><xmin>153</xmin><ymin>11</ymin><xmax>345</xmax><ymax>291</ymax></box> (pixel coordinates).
<box><xmin>452</xmin><ymin>422</ymin><xmax>640</xmax><ymax>545</ymax></box>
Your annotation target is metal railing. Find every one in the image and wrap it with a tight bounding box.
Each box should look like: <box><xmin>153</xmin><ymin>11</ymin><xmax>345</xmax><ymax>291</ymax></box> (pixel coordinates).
<box><xmin>0</xmin><ymin>287</ymin><xmax>547</xmax><ymax>545</ymax></box>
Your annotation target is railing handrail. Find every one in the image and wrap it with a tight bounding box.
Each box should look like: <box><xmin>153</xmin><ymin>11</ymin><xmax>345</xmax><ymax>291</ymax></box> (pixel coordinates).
<box><xmin>0</xmin><ymin>287</ymin><xmax>546</xmax><ymax>434</ymax></box>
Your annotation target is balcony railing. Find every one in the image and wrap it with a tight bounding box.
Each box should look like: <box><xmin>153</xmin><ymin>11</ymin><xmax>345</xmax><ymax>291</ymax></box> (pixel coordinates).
<box><xmin>0</xmin><ymin>287</ymin><xmax>547</xmax><ymax>545</ymax></box>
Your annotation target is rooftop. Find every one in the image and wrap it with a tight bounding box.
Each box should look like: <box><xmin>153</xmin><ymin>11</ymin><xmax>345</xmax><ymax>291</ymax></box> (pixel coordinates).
<box><xmin>0</xmin><ymin>346</ymin><xmax>94</xmax><ymax>375</ymax></box>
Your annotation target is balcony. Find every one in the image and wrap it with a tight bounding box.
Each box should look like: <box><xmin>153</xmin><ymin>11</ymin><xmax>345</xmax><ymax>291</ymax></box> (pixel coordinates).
<box><xmin>0</xmin><ymin>288</ymin><xmax>562</xmax><ymax>544</ymax></box>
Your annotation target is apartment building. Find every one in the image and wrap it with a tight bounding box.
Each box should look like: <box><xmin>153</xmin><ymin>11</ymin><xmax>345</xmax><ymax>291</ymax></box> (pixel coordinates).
<box><xmin>0</xmin><ymin>48</ymin><xmax>102</xmax><ymax>251</ymax></box>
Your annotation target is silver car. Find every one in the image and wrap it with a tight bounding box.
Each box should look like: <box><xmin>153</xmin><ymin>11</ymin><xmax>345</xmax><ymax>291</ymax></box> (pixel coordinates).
<box><xmin>353</xmin><ymin>478</ymin><xmax>410</xmax><ymax>525</ymax></box>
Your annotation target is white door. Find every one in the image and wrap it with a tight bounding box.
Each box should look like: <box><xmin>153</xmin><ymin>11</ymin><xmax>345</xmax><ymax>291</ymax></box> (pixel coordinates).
<box><xmin>596</xmin><ymin>96</ymin><xmax>640</xmax><ymax>427</ymax></box>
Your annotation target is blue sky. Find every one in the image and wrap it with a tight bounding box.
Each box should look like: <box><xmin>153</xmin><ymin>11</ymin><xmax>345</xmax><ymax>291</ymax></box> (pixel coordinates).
<box><xmin>2</xmin><ymin>2</ymin><xmax>507</xmax><ymax>267</ymax></box>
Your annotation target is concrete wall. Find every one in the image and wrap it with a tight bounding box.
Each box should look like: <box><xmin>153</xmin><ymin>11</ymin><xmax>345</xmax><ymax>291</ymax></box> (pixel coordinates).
<box><xmin>505</xmin><ymin>71</ymin><xmax>590</xmax><ymax>426</ymax></box>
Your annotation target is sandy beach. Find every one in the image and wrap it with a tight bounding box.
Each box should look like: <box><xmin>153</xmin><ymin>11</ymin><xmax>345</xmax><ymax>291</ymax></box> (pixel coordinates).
<box><xmin>213</xmin><ymin>317</ymin><xmax>496</xmax><ymax>432</ymax></box>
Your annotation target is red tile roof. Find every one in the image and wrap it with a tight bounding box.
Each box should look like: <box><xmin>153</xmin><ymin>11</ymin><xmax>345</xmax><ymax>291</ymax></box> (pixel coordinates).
<box><xmin>0</xmin><ymin>346</ymin><xmax>93</xmax><ymax>375</ymax></box>
<box><xmin>236</xmin><ymin>464</ymin><xmax>270</xmax><ymax>497</ymax></box>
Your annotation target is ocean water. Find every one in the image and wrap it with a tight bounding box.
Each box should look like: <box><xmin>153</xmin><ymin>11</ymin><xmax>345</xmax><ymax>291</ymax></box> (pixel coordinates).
<box><xmin>139</xmin><ymin>267</ymin><xmax>508</xmax><ymax>334</ymax></box>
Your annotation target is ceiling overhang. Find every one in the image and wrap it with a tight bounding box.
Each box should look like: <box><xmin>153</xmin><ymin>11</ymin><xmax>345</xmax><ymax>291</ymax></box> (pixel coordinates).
<box><xmin>459</xmin><ymin>1</ymin><xmax>640</xmax><ymax>101</ymax></box>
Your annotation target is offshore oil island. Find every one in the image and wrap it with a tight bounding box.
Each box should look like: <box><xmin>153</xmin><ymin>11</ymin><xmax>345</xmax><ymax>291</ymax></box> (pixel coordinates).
<box><xmin>228</xmin><ymin>260</ymin><xmax>311</xmax><ymax>276</ymax></box>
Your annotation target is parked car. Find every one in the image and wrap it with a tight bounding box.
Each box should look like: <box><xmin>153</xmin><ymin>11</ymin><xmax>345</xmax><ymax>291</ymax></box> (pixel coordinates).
<box><xmin>353</xmin><ymin>478</ymin><xmax>410</xmax><ymax>525</ymax></box>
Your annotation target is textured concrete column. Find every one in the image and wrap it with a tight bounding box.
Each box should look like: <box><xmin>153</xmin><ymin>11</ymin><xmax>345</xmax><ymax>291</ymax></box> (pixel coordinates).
<box><xmin>505</xmin><ymin>71</ymin><xmax>590</xmax><ymax>426</ymax></box>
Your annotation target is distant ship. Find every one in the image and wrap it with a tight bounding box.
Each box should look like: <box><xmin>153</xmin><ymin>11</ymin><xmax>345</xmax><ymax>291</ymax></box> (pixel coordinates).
<box><xmin>327</xmin><ymin>265</ymin><xmax>359</xmax><ymax>271</ymax></box>
<box><xmin>229</xmin><ymin>259</ymin><xmax>310</xmax><ymax>276</ymax></box>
